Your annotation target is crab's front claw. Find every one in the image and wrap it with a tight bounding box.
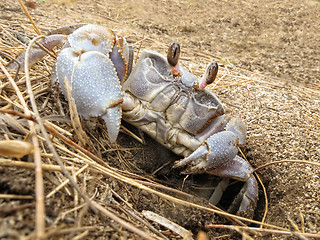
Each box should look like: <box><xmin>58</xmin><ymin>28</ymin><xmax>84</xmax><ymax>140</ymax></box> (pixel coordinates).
<box><xmin>174</xmin><ymin>131</ymin><xmax>240</xmax><ymax>174</ymax></box>
<box><xmin>56</xmin><ymin>48</ymin><xmax>122</xmax><ymax>142</ymax></box>
<box><xmin>174</xmin><ymin>119</ymin><xmax>258</xmax><ymax>216</ymax></box>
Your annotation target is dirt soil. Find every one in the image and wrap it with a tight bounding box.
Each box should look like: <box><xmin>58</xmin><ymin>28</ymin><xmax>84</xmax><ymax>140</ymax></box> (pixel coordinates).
<box><xmin>0</xmin><ymin>0</ymin><xmax>320</xmax><ymax>239</ymax></box>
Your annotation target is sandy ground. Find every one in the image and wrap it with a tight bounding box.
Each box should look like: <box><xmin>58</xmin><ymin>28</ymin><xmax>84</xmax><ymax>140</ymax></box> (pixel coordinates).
<box><xmin>0</xmin><ymin>0</ymin><xmax>319</xmax><ymax>239</ymax></box>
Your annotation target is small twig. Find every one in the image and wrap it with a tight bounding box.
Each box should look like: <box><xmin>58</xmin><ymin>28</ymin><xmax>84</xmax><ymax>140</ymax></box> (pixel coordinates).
<box><xmin>238</xmin><ymin>147</ymin><xmax>268</xmax><ymax>227</ymax></box>
<box><xmin>134</xmin><ymin>34</ymin><xmax>145</xmax><ymax>65</ymax></box>
<box><xmin>255</xmin><ymin>173</ymin><xmax>268</xmax><ymax>226</ymax></box>
<box><xmin>0</xmin><ymin>194</ymin><xmax>33</xmax><ymax>200</ymax></box>
<box><xmin>24</xmin><ymin>35</ymin><xmax>47</xmax><ymax>239</ymax></box>
<box><xmin>0</xmin><ymin>158</ymin><xmax>75</xmax><ymax>171</ymax></box>
<box><xmin>135</xmin><ymin>179</ymin><xmax>194</xmax><ymax>199</ymax></box>
<box><xmin>109</xmin><ymin>192</ymin><xmax>169</xmax><ymax>240</ymax></box>
<box><xmin>254</xmin><ymin>160</ymin><xmax>320</xmax><ymax>173</ymax></box>
<box><xmin>142</xmin><ymin>210</ymin><xmax>192</xmax><ymax>239</ymax></box>
<box><xmin>92</xmin><ymin>201</ymin><xmax>153</xmax><ymax>240</ymax></box>
<box><xmin>17</xmin><ymin>0</ymin><xmax>42</xmax><ymax>35</ymax></box>
<box><xmin>120</xmin><ymin>125</ymin><xmax>144</xmax><ymax>144</ymax></box>
<box><xmin>299</xmin><ymin>210</ymin><xmax>305</xmax><ymax>233</ymax></box>
<box><xmin>46</xmin><ymin>164</ymin><xmax>89</xmax><ymax>198</ymax></box>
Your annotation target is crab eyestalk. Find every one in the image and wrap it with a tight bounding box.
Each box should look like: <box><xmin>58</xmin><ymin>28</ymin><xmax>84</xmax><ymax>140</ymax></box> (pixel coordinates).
<box><xmin>167</xmin><ymin>42</ymin><xmax>181</xmax><ymax>76</ymax></box>
<box><xmin>198</xmin><ymin>61</ymin><xmax>219</xmax><ymax>89</ymax></box>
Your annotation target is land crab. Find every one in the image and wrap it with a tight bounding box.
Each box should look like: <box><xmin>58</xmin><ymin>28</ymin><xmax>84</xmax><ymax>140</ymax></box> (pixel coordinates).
<box><xmin>9</xmin><ymin>24</ymin><xmax>258</xmax><ymax>217</ymax></box>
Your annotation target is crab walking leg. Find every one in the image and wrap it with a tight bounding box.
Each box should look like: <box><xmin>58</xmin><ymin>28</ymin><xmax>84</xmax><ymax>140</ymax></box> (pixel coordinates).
<box><xmin>173</xmin><ymin>117</ymin><xmax>258</xmax><ymax>216</ymax></box>
<box><xmin>56</xmin><ymin>48</ymin><xmax>122</xmax><ymax>142</ymax></box>
<box><xmin>8</xmin><ymin>35</ymin><xmax>67</xmax><ymax>72</ymax></box>
<box><xmin>208</xmin><ymin>156</ymin><xmax>258</xmax><ymax>216</ymax></box>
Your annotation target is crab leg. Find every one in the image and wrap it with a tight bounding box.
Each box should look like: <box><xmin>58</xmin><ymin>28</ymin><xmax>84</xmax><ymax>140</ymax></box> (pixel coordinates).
<box><xmin>7</xmin><ymin>34</ymin><xmax>67</xmax><ymax>72</ymax></box>
<box><xmin>208</xmin><ymin>155</ymin><xmax>258</xmax><ymax>216</ymax></box>
<box><xmin>173</xmin><ymin>117</ymin><xmax>258</xmax><ymax>216</ymax></box>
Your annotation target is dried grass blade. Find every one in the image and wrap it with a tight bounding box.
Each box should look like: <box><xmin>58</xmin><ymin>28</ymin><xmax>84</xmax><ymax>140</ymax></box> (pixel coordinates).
<box><xmin>24</xmin><ymin>35</ymin><xmax>46</xmax><ymax>239</ymax></box>
<box><xmin>142</xmin><ymin>210</ymin><xmax>193</xmax><ymax>239</ymax></box>
<box><xmin>17</xmin><ymin>0</ymin><xmax>42</xmax><ymax>35</ymax></box>
<box><xmin>46</xmin><ymin>164</ymin><xmax>89</xmax><ymax>198</ymax></box>
<box><xmin>64</xmin><ymin>77</ymin><xmax>94</xmax><ymax>150</ymax></box>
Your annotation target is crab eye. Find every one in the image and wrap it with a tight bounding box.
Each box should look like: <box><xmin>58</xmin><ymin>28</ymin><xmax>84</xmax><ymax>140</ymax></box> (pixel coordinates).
<box><xmin>205</xmin><ymin>61</ymin><xmax>218</xmax><ymax>85</ymax></box>
<box><xmin>167</xmin><ymin>42</ymin><xmax>180</xmax><ymax>67</ymax></box>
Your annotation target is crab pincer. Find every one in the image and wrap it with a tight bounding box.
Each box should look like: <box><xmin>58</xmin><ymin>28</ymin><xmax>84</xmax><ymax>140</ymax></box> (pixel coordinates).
<box><xmin>55</xmin><ymin>24</ymin><xmax>130</xmax><ymax>142</ymax></box>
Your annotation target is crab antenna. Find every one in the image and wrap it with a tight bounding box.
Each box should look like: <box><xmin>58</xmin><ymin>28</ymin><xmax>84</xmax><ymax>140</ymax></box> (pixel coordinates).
<box><xmin>167</xmin><ymin>42</ymin><xmax>181</xmax><ymax>76</ymax></box>
<box><xmin>199</xmin><ymin>61</ymin><xmax>218</xmax><ymax>89</ymax></box>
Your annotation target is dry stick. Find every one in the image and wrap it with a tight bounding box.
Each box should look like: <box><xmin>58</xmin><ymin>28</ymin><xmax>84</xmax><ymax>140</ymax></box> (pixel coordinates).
<box><xmin>142</xmin><ymin>210</ymin><xmax>192</xmax><ymax>239</ymax></box>
<box><xmin>0</xmin><ymin>109</ymin><xmax>294</xmax><ymax>232</ymax></box>
<box><xmin>17</xmin><ymin>0</ymin><xmax>42</xmax><ymax>35</ymax></box>
<box><xmin>254</xmin><ymin>160</ymin><xmax>320</xmax><ymax>173</ymax></box>
<box><xmin>46</xmin><ymin>164</ymin><xmax>89</xmax><ymax>198</ymax></box>
<box><xmin>254</xmin><ymin>173</ymin><xmax>268</xmax><ymax>227</ymax></box>
<box><xmin>91</xmin><ymin>201</ymin><xmax>153</xmax><ymax>240</ymax></box>
<box><xmin>24</xmin><ymin>35</ymin><xmax>49</xmax><ymax>240</ymax></box>
<box><xmin>0</xmin><ymin>53</ymin><xmax>45</xmax><ymax>239</ymax></box>
<box><xmin>238</xmin><ymin>147</ymin><xmax>268</xmax><ymax>227</ymax></box>
<box><xmin>0</xmin><ymin>194</ymin><xmax>33</xmax><ymax>200</ymax></box>
<box><xmin>0</xmin><ymin>158</ymin><xmax>74</xmax><ymax>171</ymax></box>
<box><xmin>205</xmin><ymin>225</ymin><xmax>320</xmax><ymax>239</ymax></box>
<box><xmin>23</xmin><ymin>36</ymin><xmax>154</xmax><ymax>239</ymax></box>
<box><xmin>0</xmin><ymin>157</ymin><xmax>192</xmax><ymax>200</ymax></box>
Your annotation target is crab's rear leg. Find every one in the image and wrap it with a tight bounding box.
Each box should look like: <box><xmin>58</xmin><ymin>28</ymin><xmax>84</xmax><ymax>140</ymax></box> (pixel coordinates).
<box><xmin>208</xmin><ymin>156</ymin><xmax>258</xmax><ymax>217</ymax></box>
<box><xmin>7</xmin><ymin>24</ymin><xmax>86</xmax><ymax>72</ymax></box>
<box><xmin>7</xmin><ymin>34</ymin><xmax>66</xmax><ymax>72</ymax></box>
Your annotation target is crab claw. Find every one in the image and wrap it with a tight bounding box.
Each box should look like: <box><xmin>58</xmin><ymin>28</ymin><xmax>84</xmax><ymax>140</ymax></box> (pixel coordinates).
<box><xmin>174</xmin><ymin>117</ymin><xmax>257</xmax><ymax>216</ymax></box>
<box><xmin>173</xmin><ymin>131</ymin><xmax>239</xmax><ymax>173</ymax></box>
<box><xmin>56</xmin><ymin>48</ymin><xmax>122</xmax><ymax>142</ymax></box>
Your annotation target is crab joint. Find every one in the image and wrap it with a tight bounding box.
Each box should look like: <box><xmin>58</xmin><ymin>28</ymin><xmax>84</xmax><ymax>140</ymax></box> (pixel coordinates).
<box><xmin>167</xmin><ymin>42</ymin><xmax>181</xmax><ymax>77</ymax></box>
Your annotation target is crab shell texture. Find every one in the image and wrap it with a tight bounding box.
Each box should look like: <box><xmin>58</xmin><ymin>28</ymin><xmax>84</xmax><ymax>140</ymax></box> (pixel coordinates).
<box><xmin>54</xmin><ymin>24</ymin><xmax>131</xmax><ymax>142</ymax></box>
<box><xmin>123</xmin><ymin>50</ymin><xmax>239</xmax><ymax>158</ymax></box>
